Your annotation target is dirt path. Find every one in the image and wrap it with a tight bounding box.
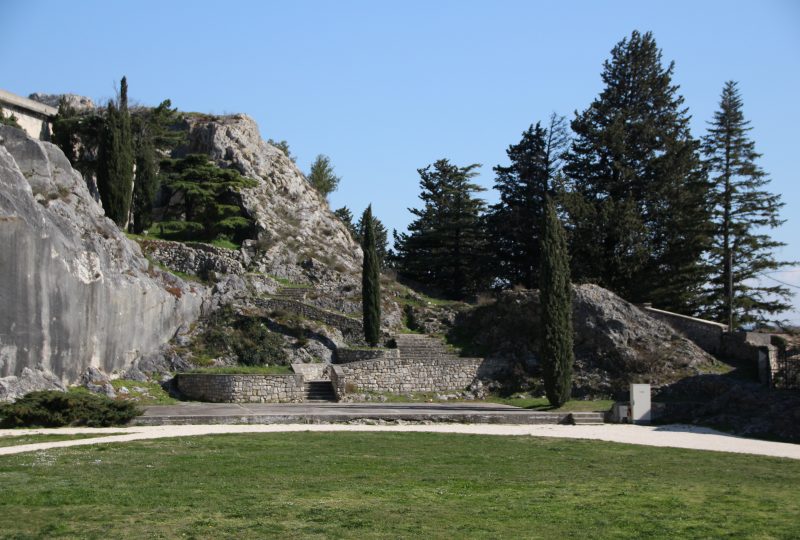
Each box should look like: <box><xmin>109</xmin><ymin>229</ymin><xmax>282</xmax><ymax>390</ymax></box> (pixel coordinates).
<box><xmin>1</xmin><ymin>423</ymin><xmax>799</xmax><ymax>459</ymax></box>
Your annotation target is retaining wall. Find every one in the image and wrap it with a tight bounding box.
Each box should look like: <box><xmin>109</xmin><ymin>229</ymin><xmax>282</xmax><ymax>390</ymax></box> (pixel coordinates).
<box><xmin>333</xmin><ymin>356</ymin><xmax>512</xmax><ymax>395</ymax></box>
<box><xmin>335</xmin><ymin>348</ymin><xmax>400</xmax><ymax>364</ymax></box>
<box><xmin>253</xmin><ymin>298</ymin><xmax>363</xmax><ymax>337</ymax></box>
<box><xmin>641</xmin><ymin>306</ymin><xmax>727</xmax><ymax>355</ymax></box>
<box><xmin>176</xmin><ymin>373</ymin><xmax>304</xmax><ymax>403</ymax></box>
<box><xmin>139</xmin><ymin>239</ymin><xmax>245</xmax><ymax>278</ymax></box>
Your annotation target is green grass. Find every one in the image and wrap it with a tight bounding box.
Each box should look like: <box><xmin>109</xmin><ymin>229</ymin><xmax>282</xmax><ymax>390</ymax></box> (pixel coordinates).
<box><xmin>487</xmin><ymin>396</ymin><xmax>615</xmax><ymax>412</ymax></box>
<box><xmin>0</xmin><ymin>433</ymin><xmax>125</xmax><ymax>448</ymax></box>
<box><xmin>0</xmin><ymin>432</ymin><xmax>797</xmax><ymax>538</ymax></box>
<box><xmin>185</xmin><ymin>365</ymin><xmax>294</xmax><ymax>375</ymax></box>
<box><xmin>109</xmin><ymin>380</ymin><xmax>177</xmax><ymax>405</ymax></box>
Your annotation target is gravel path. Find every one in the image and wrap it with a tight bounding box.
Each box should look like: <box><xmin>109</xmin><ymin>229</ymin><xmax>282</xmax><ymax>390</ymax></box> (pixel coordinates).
<box><xmin>1</xmin><ymin>423</ymin><xmax>798</xmax><ymax>459</ymax></box>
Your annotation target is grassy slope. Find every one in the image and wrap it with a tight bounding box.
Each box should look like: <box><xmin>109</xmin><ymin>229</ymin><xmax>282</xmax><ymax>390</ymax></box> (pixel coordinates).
<box><xmin>0</xmin><ymin>432</ymin><xmax>797</xmax><ymax>539</ymax></box>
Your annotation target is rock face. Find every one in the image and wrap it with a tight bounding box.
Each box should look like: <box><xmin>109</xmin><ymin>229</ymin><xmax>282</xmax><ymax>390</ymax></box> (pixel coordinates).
<box><xmin>183</xmin><ymin>114</ymin><xmax>362</xmax><ymax>286</ymax></box>
<box><xmin>0</xmin><ymin>125</ymin><xmax>207</xmax><ymax>396</ymax></box>
<box><xmin>449</xmin><ymin>284</ymin><xmax>718</xmax><ymax>397</ymax></box>
<box><xmin>28</xmin><ymin>93</ymin><xmax>95</xmax><ymax>112</ymax></box>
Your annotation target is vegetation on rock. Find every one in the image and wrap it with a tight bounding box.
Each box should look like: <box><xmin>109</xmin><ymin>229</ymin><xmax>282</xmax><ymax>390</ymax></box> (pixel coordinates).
<box><xmin>307</xmin><ymin>154</ymin><xmax>340</xmax><ymax>197</ymax></box>
<box><xmin>0</xmin><ymin>109</ymin><xmax>21</xmax><ymax>128</ymax></box>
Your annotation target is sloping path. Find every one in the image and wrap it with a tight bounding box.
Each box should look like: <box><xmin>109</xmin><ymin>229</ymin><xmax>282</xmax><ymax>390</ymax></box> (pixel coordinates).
<box><xmin>1</xmin><ymin>423</ymin><xmax>799</xmax><ymax>459</ymax></box>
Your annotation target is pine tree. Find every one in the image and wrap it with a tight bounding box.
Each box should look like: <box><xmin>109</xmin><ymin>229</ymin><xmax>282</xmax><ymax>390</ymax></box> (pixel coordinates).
<box><xmin>308</xmin><ymin>154</ymin><xmax>340</xmax><ymax>197</ymax></box>
<box><xmin>356</xmin><ymin>209</ymin><xmax>389</xmax><ymax>268</ymax></box>
<box><xmin>539</xmin><ymin>196</ymin><xmax>574</xmax><ymax>407</ymax></box>
<box><xmin>485</xmin><ymin>114</ymin><xmax>569</xmax><ymax>289</ymax></box>
<box><xmin>700</xmin><ymin>81</ymin><xmax>793</xmax><ymax>328</ymax></box>
<box><xmin>563</xmin><ymin>31</ymin><xmax>711</xmax><ymax>313</ymax></box>
<box><xmin>333</xmin><ymin>206</ymin><xmax>356</xmax><ymax>236</ymax></box>
<box><xmin>393</xmin><ymin>159</ymin><xmax>487</xmax><ymax>299</ymax></box>
<box><xmin>96</xmin><ymin>77</ymin><xmax>135</xmax><ymax>227</ymax></box>
<box><xmin>361</xmin><ymin>205</ymin><xmax>381</xmax><ymax>346</ymax></box>
<box><xmin>268</xmin><ymin>139</ymin><xmax>296</xmax><ymax>162</ymax></box>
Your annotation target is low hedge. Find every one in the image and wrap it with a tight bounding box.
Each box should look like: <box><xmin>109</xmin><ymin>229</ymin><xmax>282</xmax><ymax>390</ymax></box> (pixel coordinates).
<box><xmin>0</xmin><ymin>391</ymin><xmax>141</xmax><ymax>428</ymax></box>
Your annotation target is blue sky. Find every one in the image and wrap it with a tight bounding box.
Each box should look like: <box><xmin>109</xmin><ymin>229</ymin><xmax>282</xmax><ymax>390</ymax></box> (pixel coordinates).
<box><xmin>2</xmin><ymin>0</ymin><xmax>799</xmax><ymax>321</ymax></box>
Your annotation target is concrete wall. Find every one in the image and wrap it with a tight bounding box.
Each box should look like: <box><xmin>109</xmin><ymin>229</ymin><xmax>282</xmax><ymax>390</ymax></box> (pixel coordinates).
<box><xmin>641</xmin><ymin>306</ymin><xmax>727</xmax><ymax>355</ymax></box>
<box><xmin>332</xmin><ymin>356</ymin><xmax>512</xmax><ymax>395</ymax></box>
<box><xmin>176</xmin><ymin>373</ymin><xmax>304</xmax><ymax>403</ymax></box>
<box><xmin>0</xmin><ymin>89</ymin><xmax>56</xmax><ymax>142</ymax></box>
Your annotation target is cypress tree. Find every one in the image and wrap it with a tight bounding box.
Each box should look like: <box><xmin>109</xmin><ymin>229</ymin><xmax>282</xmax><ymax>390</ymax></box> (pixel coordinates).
<box><xmin>96</xmin><ymin>76</ymin><xmax>134</xmax><ymax>227</ymax></box>
<box><xmin>563</xmin><ymin>31</ymin><xmax>711</xmax><ymax>313</ymax></box>
<box><xmin>700</xmin><ymin>81</ymin><xmax>793</xmax><ymax>328</ymax></box>
<box><xmin>539</xmin><ymin>196</ymin><xmax>574</xmax><ymax>408</ymax></box>
<box><xmin>356</xmin><ymin>209</ymin><xmax>389</xmax><ymax>268</ymax></box>
<box><xmin>131</xmin><ymin>130</ymin><xmax>158</xmax><ymax>234</ymax></box>
<box><xmin>361</xmin><ymin>205</ymin><xmax>381</xmax><ymax>346</ymax></box>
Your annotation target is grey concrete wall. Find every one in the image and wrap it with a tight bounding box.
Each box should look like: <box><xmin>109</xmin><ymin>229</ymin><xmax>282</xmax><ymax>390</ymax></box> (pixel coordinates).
<box><xmin>0</xmin><ymin>89</ymin><xmax>56</xmax><ymax>142</ymax></box>
<box><xmin>176</xmin><ymin>373</ymin><xmax>305</xmax><ymax>403</ymax></box>
<box><xmin>642</xmin><ymin>306</ymin><xmax>727</xmax><ymax>355</ymax></box>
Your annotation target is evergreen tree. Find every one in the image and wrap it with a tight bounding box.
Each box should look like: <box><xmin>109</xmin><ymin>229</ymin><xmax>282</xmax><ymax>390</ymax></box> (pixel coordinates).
<box><xmin>131</xmin><ymin>131</ymin><xmax>158</xmax><ymax>233</ymax></box>
<box><xmin>159</xmin><ymin>154</ymin><xmax>257</xmax><ymax>242</ymax></box>
<box><xmin>96</xmin><ymin>77</ymin><xmax>135</xmax><ymax>227</ymax></box>
<box><xmin>485</xmin><ymin>114</ymin><xmax>569</xmax><ymax>289</ymax></box>
<box><xmin>356</xmin><ymin>209</ymin><xmax>389</xmax><ymax>268</ymax></box>
<box><xmin>539</xmin><ymin>196</ymin><xmax>574</xmax><ymax>407</ymax></box>
<box><xmin>700</xmin><ymin>81</ymin><xmax>793</xmax><ymax>328</ymax></box>
<box><xmin>563</xmin><ymin>31</ymin><xmax>711</xmax><ymax>313</ymax></box>
<box><xmin>308</xmin><ymin>154</ymin><xmax>340</xmax><ymax>197</ymax></box>
<box><xmin>361</xmin><ymin>205</ymin><xmax>381</xmax><ymax>346</ymax></box>
<box><xmin>333</xmin><ymin>206</ymin><xmax>356</xmax><ymax>236</ymax></box>
<box><xmin>393</xmin><ymin>159</ymin><xmax>487</xmax><ymax>299</ymax></box>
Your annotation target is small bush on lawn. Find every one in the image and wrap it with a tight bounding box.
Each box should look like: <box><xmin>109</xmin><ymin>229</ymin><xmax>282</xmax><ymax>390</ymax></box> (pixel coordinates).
<box><xmin>0</xmin><ymin>391</ymin><xmax>141</xmax><ymax>428</ymax></box>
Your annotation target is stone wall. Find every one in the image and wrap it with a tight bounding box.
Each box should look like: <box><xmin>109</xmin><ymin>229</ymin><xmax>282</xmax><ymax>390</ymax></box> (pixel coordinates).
<box><xmin>335</xmin><ymin>348</ymin><xmax>400</xmax><ymax>364</ymax></box>
<box><xmin>176</xmin><ymin>373</ymin><xmax>304</xmax><ymax>403</ymax></box>
<box><xmin>333</xmin><ymin>356</ymin><xmax>512</xmax><ymax>395</ymax></box>
<box><xmin>641</xmin><ymin>305</ymin><xmax>727</xmax><ymax>355</ymax></box>
<box><xmin>139</xmin><ymin>239</ymin><xmax>245</xmax><ymax>278</ymax></box>
<box><xmin>291</xmin><ymin>362</ymin><xmax>326</xmax><ymax>380</ymax></box>
<box><xmin>252</xmin><ymin>298</ymin><xmax>363</xmax><ymax>337</ymax></box>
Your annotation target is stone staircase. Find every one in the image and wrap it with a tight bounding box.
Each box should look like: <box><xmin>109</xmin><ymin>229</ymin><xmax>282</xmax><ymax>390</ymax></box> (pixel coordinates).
<box><xmin>569</xmin><ymin>412</ymin><xmax>606</xmax><ymax>425</ymax></box>
<box><xmin>395</xmin><ymin>333</ymin><xmax>470</xmax><ymax>361</ymax></box>
<box><xmin>303</xmin><ymin>380</ymin><xmax>337</xmax><ymax>402</ymax></box>
<box><xmin>274</xmin><ymin>285</ymin><xmax>313</xmax><ymax>301</ymax></box>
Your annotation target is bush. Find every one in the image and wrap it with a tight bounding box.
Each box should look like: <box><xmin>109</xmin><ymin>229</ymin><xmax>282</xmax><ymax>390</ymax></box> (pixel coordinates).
<box><xmin>0</xmin><ymin>391</ymin><xmax>141</xmax><ymax>428</ymax></box>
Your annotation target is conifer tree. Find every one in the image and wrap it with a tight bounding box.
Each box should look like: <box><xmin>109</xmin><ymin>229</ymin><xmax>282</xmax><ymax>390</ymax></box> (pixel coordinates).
<box><xmin>393</xmin><ymin>159</ymin><xmax>487</xmax><ymax>299</ymax></box>
<box><xmin>700</xmin><ymin>81</ymin><xmax>793</xmax><ymax>328</ymax></box>
<box><xmin>563</xmin><ymin>31</ymin><xmax>711</xmax><ymax>313</ymax></box>
<box><xmin>334</xmin><ymin>206</ymin><xmax>356</xmax><ymax>236</ymax></box>
<box><xmin>96</xmin><ymin>76</ymin><xmax>134</xmax><ymax>227</ymax></box>
<box><xmin>308</xmin><ymin>154</ymin><xmax>340</xmax><ymax>198</ymax></box>
<box><xmin>485</xmin><ymin>114</ymin><xmax>569</xmax><ymax>289</ymax></box>
<box><xmin>131</xmin><ymin>131</ymin><xmax>158</xmax><ymax>234</ymax></box>
<box><xmin>539</xmin><ymin>196</ymin><xmax>573</xmax><ymax>407</ymax></box>
<box><xmin>356</xmin><ymin>210</ymin><xmax>389</xmax><ymax>268</ymax></box>
<box><xmin>361</xmin><ymin>205</ymin><xmax>381</xmax><ymax>346</ymax></box>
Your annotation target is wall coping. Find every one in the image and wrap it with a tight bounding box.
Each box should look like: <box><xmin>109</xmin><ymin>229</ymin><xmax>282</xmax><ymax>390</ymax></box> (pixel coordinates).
<box><xmin>0</xmin><ymin>89</ymin><xmax>58</xmax><ymax>117</ymax></box>
<box><xmin>641</xmin><ymin>305</ymin><xmax>728</xmax><ymax>331</ymax></box>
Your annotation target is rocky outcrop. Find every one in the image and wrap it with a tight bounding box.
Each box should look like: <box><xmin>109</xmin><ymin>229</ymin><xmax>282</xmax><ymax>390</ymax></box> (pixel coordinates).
<box><xmin>28</xmin><ymin>92</ymin><xmax>95</xmax><ymax>112</ymax></box>
<box><xmin>0</xmin><ymin>125</ymin><xmax>207</xmax><ymax>396</ymax></box>
<box><xmin>449</xmin><ymin>285</ymin><xmax>719</xmax><ymax>397</ymax></box>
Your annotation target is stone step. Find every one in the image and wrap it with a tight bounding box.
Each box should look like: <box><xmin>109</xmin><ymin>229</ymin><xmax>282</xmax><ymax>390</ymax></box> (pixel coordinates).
<box><xmin>569</xmin><ymin>412</ymin><xmax>606</xmax><ymax>425</ymax></box>
<box><xmin>303</xmin><ymin>381</ymin><xmax>336</xmax><ymax>402</ymax></box>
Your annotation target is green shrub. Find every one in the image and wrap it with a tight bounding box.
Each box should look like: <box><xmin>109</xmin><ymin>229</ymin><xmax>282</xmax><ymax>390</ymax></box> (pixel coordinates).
<box><xmin>0</xmin><ymin>391</ymin><xmax>141</xmax><ymax>428</ymax></box>
<box><xmin>193</xmin><ymin>306</ymin><xmax>288</xmax><ymax>366</ymax></box>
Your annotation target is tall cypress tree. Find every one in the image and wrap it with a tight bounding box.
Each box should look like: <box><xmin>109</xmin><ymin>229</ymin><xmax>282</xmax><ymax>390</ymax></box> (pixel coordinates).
<box><xmin>356</xmin><ymin>209</ymin><xmax>389</xmax><ymax>268</ymax></box>
<box><xmin>486</xmin><ymin>114</ymin><xmax>569</xmax><ymax>289</ymax></box>
<box><xmin>700</xmin><ymin>81</ymin><xmax>793</xmax><ymax>328</ymax></box>
<box><xmin>361</xmin><ymin>205</ymin><xmax>381</xmax><ymax>346</ymax></box>
<box><xmin>131</xmin><ymin>130</ymin><xmax>158</xmax><ymax>234</ymax></box>
<box><xmin>539</xmin><ymin>196</ymin><xmax>573</xmax><ymax>408</ymax></box>
<box><xmin>393</xmin><ymin>159</ymin><xmax>487</xmax><ymax>299</ymax></box>
<box><xmin>563</xmin><ymin>31</ymin><xmax>711</xmax><ymax>313</ymax></box>
<box><xmin>96</xmin><ymin>76</ymin><xmax>134</xmax><ymax>227</ymax></box>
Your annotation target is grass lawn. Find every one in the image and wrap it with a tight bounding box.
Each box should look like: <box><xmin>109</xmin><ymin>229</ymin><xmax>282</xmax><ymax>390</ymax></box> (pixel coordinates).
<box><xmin>0</xmin><ymin>432</ymin><xmax>798</xmax><ymax>539</ymax></box>
<box><xmin>487</xmin><ymin>396</ymin><xmax>615</xmax><ymax>412</ymax></box>
<box><xmin>0</xmin><ymin>433</ymin><xmax>124</xmax><ymax>448</ymax></box>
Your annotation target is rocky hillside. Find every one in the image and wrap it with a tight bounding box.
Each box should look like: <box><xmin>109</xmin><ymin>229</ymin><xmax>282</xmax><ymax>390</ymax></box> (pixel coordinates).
<box><xmin>0</xmin><ymin>125</ymin><xmax>206</xmax><ymax>400</ymax></box>
<box><xmin>447</xmin><ymin>285</ymin><xmax>720</xmax><ymax>397</ymax></box>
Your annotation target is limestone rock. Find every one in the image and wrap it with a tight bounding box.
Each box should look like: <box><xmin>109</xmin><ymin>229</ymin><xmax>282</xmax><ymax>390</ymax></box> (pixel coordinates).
<box><xmin>0</xmin><ymin>125</ymin><xmax>208</xmax><ymax>395</ymax></box>
<box><xmin>28</xmin><ymin>93</ymin><xmax>95</xmax><ymax>112</ymax></box>
<box><xmin>0</xmin><ymin>367</ymin><xmax>66</xmax><ymax>402</ymax></box>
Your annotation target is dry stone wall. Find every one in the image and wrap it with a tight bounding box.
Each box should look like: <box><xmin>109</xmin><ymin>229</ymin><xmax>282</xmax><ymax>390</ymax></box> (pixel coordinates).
<box><xmin>253</xmin><ymin>298</ymin><xmax>363</xmax><ymax>337</ymax></box>
<box><xmin>335</xmin><ymin>348</ymin><xmax>400</xmax><ymax>364</ymax></box>
<box><xmin>139</xmin><ymin>239</ymin><xmax>245</xmax><ymax>277</ymax></box>
<box><xmin>176</xmin><ymin>373</ymin><xmax>304</xmax><ymax>403</ymax></box>
<box><xmin>335</xmin><ymin>356</ymin><xmax>512</xmax><ymax>394</ymax></box>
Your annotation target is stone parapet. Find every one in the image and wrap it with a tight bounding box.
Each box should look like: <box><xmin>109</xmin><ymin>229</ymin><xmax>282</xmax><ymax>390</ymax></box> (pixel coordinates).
<box><xmin>176</xmin><ymin>373</ymin><xmax>304</xmax><ymax>403</ymax></box>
